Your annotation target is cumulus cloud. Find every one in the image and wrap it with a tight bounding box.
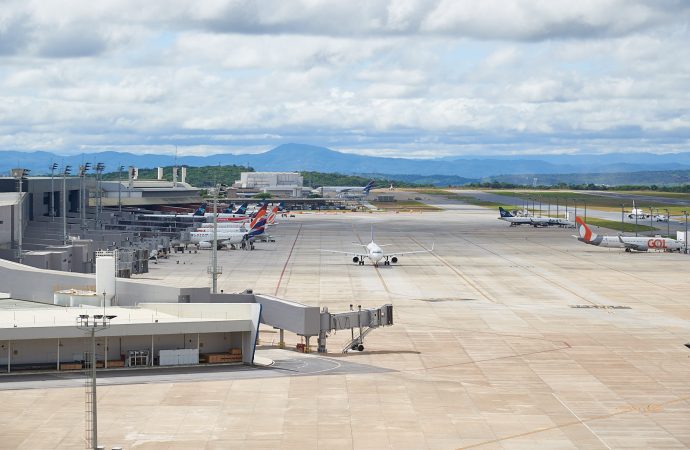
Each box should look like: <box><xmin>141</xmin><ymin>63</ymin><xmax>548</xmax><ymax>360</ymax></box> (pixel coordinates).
<box><xmin>0</xmin><ymin>1</ymin><xmax>689</xmax><ymax>156</ymax></box>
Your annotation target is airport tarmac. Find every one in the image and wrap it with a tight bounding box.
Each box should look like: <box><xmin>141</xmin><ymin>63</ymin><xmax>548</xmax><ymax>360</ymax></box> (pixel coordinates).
<box><xmin>2</xmin><ymin>204</ymin><xmax>690</xmax><ymax>449</ymax></box>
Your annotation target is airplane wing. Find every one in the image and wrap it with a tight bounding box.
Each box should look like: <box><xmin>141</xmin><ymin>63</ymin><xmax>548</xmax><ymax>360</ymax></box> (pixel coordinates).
<box><xmin>321</xmin><ymin>249</ymin><xmax>366</xmax><ymax>258</ymax></box>
<box><xmin>388</xmin><ymin>243</ymin><xmax>435</xmax><ymax>257</ymax></box>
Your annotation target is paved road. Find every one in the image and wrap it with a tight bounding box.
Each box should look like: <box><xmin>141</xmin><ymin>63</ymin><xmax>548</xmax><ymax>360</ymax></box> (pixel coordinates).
<box><xmin>0</xmin><ymin>349</ymin><xmax>392</xmax><ymax>390</ymax></box>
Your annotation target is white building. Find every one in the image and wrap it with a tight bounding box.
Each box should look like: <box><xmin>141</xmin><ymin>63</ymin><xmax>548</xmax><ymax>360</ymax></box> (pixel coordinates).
<box><xmin>234</xmin><ymin>172</ymin><xmax>304</xmax><ymax>198</ymax></box>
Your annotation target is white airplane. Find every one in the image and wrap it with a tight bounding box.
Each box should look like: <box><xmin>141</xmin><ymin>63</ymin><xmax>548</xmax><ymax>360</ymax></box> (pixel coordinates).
<box><xmin>575</xmin><ymin>217</ymin><xmax>683</xmax><ymax>252</ymax></box>
<box><xmin>628</xmin><ymin>200</ymin><xmax>650</xmax><ymax>220</ymax></box>
<box><xmin>321</xmin><ymin>226</ymin><xmax>434</xmax><ymax>266</ymax></box>
<box><xmin>190</xmin><ymin>217</ymin><xmax>267</xmax><ymax>250</ymax></box>
<box><xmin>197</xmin><ymin>204</ymin><xmax>280</xmax><ymax>230</ymax></box>
<box><xmin>499</xmin><ymin>207</ymin><xmax>574</xmax><ymax>228</ymax></box>
<box><xmin>313</xmin><ymin>180</ymin><xmax>375</xmax><ymax>199</ymax></box>
<box><xmin>139</xmin><ymin>202</ymin><xmax>252</xmax><ymax>220</ymax></box>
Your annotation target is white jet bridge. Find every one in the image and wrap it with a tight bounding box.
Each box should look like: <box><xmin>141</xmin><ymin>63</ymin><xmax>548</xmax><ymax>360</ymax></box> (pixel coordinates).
<box><xmin>318</xmin><ymin>304</ymin><xmax>394</xmax><ymax>353</ymax></box>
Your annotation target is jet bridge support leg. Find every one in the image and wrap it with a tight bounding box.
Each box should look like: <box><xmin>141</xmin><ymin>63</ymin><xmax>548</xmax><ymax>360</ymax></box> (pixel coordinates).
<box><xmin>279</xmin><ymin>329</ymin><xmax>284</xmax><ymax>349</ymax></box>
<box><xmin>317</xmin><ymin>304</ymin><xmax>394</xmax><ymax>353</ymax></box>
<box><xmin>317</xmin><ymin>330</ymin><xmax>327</xmax><ymax>353</ymax></box>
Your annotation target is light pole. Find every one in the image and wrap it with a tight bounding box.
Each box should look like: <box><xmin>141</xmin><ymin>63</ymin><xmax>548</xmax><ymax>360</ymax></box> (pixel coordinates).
<box><xmin>650</xmin><ymin>207</ymin><xmax>654</xmax><ymax>236</ymax></box>
<box><xmin>11</xmin><ymin>168</ymin><xmax>29</xmax><ymax>263</ymax></box>
<box><xmin>62</xmin><ymin>165</ymin><xmax>71</xmax><ymax>245</ymax></box>
<box><xmin>621</xmin><ymin>204</ymin><xmax>625</xmax><ymax>231</ymax></box>
<box><xmin>584</xmin><ymin>201</ymin><xmax>587</xmax><ymax>223</ymax></box>
<box><xmin>664</xmin><ymin>208</ymin><xmax>670</xmax><ymax>238</ymax></box>
<box><xmin>79</xmin><ymin>163</ymin><xmax>91</xmax><ymax>231</ymax></box>
<box><xmin>683</xmin><ymin>211</ymin><xmax>688</xmax><ymax>254</ymax></box>
<box><xmin>95</xmin><ymin>163</ymin><xmax>105</xmax><ymax>228</ymax></box>
<box><xmin>212</xmin><ymin>189</ymin><xmax>219</xmax><ymax>293</ymax></box>
<box><xmin>573</xmin><ymin>199</ymin><xmax>577</xmax><ymax>220</ymax></box>
<box><xmin>76</xmin><ymin>312</ymin><xmax>116</xmax><ymax>450</ymax></box>
<box><xmin>565</xmin><ymin>198</ymin><xmax>568</xmax><ymax>221</ymax></box>
<box><xmin>118</xmin><ymin>165</ymin><xmax>124</xmax><ymax>213</ymax></box>
<box><xmin>635</xmin><ymin>206</ymin><xmax>638</xmax><ymax>237</ymax></box>
<box><xmin>50</xmin><ymin>163</ymin><xmax>58</xmax><ymax>221</ymax></box>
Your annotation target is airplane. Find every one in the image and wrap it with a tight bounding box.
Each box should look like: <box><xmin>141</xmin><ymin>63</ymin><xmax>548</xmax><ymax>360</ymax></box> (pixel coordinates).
<box><xmin>313</xmin><ymin>180</ymin><xmax>375</xmax><ymax>199</ymax></box>
<box><xmin>575</xmin><ymin>217</ymin><xmax>683</xmax><ymax>252</ymax></box>
<box><xmin>628</xmin><ymin>201</ymin><xmax>650</xmax><ymax>220</ymax></box>
<box><xmin>222</xmin><ymin>202</ymin><xmax>248</xmax><ymax>215</ymax></box>
<box><xmin>190</xmin><ymin>217</ymin><xmax>268</xmax><ymax>250</ymax></box>
<box><xmin>139</xmin><ymin>202</ymin><xmax>254</xmax><ymax>220</ymax></box>
<box><xmin>498</xmin><ymin>207</ymin><xmax>574</xmax><ymax>228</ymax></box>
<box><xmin>321</xmin><ymin>226</ymin><xmax>434</xmax><ymax>266</ymax></box>
<box><xmin>197</xmin><ymin>206</ymin><xmax>268</xmax><ymax>231</ymax></box>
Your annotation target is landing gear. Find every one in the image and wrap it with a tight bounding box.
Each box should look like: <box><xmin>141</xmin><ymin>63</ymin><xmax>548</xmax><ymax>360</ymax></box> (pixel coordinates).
<box><xmin>351</xmin><ymin>343</ymin><xmax>364</xmax><ymax>351</ymax></box>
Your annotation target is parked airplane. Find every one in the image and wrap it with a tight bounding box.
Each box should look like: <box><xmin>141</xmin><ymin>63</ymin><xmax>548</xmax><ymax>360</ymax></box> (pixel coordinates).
<box><xmin>498</xmin><ymin>207</ymin><xmax>574</xmax><ymax>228</ymax></box>
<box><xmin>575</xmin><ymin>217</ymin><xmax>683</xmax><ymax>252</ymax></box>
<box><xmin>140</xmin><ymin>202</ymin><xmax>254</xmax><ymax>220</ymax></box>
<box><xmin>313</xmin><ymin>180</ymin><xmax>375</xmax><ymax>198</ymax></box>
<box><xmin>190</xmin><ymin>217</ymin><xmax>267</xmax><ymax>250</ymax></box>
<box><xmin>222</xmin><ymin>202</ymin><xmax>248</xmax><ymax>215</ymax></box>
<box><xmin>321</xmin><ymin>226</ymin><xmax>434</xmax><ymax>266</ymax></box>
<box><xmin>628</xmin><ymin>201</ymin><xmax>650</xmax><ymax>220</ymax></box>
<box><xmin>197</xmin><ymin>206</ymin><xmax>268</xmax><ymax>231</ymax></box>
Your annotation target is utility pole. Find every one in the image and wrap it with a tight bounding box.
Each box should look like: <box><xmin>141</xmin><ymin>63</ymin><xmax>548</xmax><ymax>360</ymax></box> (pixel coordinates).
<box><xmin>76</xmin><ymin>312</ymin><xmax>115</xmax><ymax>450</ymax></box>
<box><xmin>62</xmin><ymin>166</ymin><xmax>71</xmax><ymax>245</ymax></box>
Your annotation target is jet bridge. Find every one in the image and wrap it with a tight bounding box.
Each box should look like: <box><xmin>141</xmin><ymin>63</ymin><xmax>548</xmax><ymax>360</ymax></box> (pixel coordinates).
<box><xmin>318</xmin><ymin>304</ymin><xmax>394</xmax><ymax>353</ymax></box>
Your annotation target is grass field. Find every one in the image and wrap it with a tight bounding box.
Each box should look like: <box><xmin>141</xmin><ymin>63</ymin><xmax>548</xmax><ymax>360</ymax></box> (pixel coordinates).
<box><xmin>582</xmin><ymin>217</ymin><xmax>657</xmax><ymax>233</ymax></box>
<box><xmin>610</xmin><ymin>190</ymin><xmax>690</xmax><ymax>200</ymax></box>
<box><xmin>371</xmin><ymin>200</ymin><xmax>442</xmax><ymax>211</ymax></box>
<box><xmin>484</xmin><ymin>190</ymin><xmax>690</xmax><ymax>216</ymax></box>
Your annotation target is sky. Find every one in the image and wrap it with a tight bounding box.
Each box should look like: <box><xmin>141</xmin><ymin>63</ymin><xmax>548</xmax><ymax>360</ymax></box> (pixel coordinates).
<box><xmin>1</xmin><ymin>0</ymin><xmax>689</xmax><ymax>158</ymax></box>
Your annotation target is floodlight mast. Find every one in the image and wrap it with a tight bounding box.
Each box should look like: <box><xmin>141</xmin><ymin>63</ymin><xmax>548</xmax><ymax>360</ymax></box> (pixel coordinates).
<box><xmin>76</xmin><ymin>313</ymin><xmax>115</xmax><ymax>450</ymax></box>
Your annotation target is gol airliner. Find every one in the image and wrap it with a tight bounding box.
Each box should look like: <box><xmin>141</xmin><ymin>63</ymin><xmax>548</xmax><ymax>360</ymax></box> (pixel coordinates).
<box><xmin>575</xmin><ymin>217</ymin><xmax>683</xmax><ymax>252</ymax></box>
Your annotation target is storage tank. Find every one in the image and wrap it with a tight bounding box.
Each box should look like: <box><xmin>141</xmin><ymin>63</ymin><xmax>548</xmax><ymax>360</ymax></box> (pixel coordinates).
<box><xmin>96</xmin><ymin>255</ymin><xmax>116</xmax><ymax>306</ymax></box>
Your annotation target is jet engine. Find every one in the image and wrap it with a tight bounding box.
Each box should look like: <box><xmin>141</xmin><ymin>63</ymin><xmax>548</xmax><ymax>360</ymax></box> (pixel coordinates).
<box><xmin>352</xmin><ymin>256</ymin><xmax>359</xmax><ymax>263</ymax></box>
<box><xmin>391</xmin><ymin>257</ymin><xmax>398</xmax><ymax>264</ymax></box>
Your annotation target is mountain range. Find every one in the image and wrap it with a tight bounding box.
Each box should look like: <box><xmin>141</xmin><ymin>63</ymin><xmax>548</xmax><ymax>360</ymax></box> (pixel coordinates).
<box><xmin>2</xmin><ymin>143</ymin><xmax>690</xmax><ymax>181</ymax></box>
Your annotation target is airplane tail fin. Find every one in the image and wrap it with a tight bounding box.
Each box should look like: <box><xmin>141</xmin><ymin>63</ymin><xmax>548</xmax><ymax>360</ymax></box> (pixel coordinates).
<box><xmin>193</xmin><ymin>202</ymin><xmax>207</xmax><ymax>216</ymax></box>
<box><xmin>499</xmin><ymin>207</ymin><xmax>513</xmax><ymax>218</ymax></box>
<box><xmin>235</xmin><ymin>202</ymin><xmax>248</xmax><ymax>215</ymax></box>
<box><xmin>575</xmin><ymin>216</ymin><xmax>596</xmax><ymax>242</ymax></box>
<box><xmin>267</xmin><ymin>206</ymin><xmax>279</xmax><ymax>224</ymax></box>
<box><xmin>363</xmin><ymin>180</ymin><xmax>375</xmax><ymax>195</ymax></box>
<box><xmin>247</xmin><ymin>217</ymin><xmax>267</xmax><ymax>237</ymax></box>
<box><xmin>249</xmin><ymin>208</ymin><xmax>267</xmax><ymax>229</ymax></box>
<box><xmin>222</xmin><ymin>203</ymin><xmax>235</xmax><ymax>214</ymax></box>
